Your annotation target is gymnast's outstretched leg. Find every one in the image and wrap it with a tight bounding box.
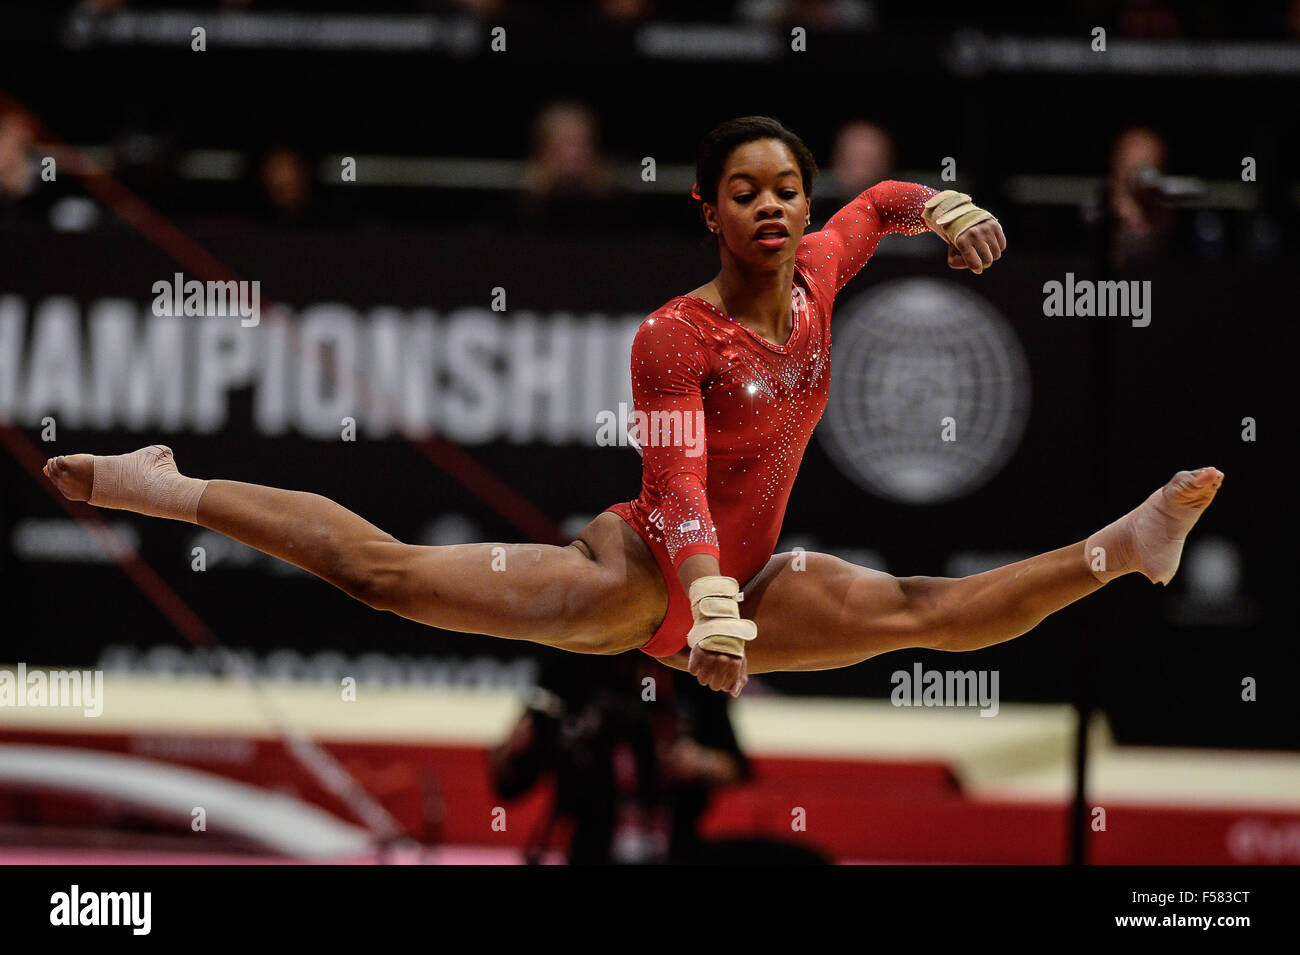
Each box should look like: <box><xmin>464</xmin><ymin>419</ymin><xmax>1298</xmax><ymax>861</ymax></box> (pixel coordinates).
<box><xmin>659</xmin><ymin>467</ymin><xmax>1225</xmax><ymax>675</ymax></box>
<box><xmin>43</xmin><ymin>445</ymin><xmax>666</xmax><ymax>654</ymax></box>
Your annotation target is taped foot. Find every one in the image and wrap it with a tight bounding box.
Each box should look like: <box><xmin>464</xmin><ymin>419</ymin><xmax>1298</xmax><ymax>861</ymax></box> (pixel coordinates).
<box><xmin>1085</xmin><ymin>467</ymin><xmax>1224</xmax><ymax>585</ymax></box>
<box><xmin>45</xmin><ymin>445</ymin><xmax>208</xmax><ymax>523</ymax></box>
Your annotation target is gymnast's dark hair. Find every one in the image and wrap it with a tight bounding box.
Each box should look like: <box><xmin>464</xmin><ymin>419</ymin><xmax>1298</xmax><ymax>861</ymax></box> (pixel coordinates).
<box><xmin>693</xmin><ymin>116</ymin><xmax>818</xmax><ymax>209</ymax></box>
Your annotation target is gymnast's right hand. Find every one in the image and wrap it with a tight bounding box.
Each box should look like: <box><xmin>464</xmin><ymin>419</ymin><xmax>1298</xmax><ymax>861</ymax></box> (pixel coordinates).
<box><xmin>685</xmin><ymin>574</ymin><xmax>755</xmax><ymax>697</ymax></box>
<box><xmin>688</xmin><ymin>644</ymin><xmax>749</xmax><ymax>698</ymax></box>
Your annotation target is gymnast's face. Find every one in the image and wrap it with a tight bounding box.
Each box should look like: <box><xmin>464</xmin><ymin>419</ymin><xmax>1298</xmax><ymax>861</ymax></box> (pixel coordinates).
<box><xmin>705</xmin><ymin>138</ymin><xmax>810</xmax><ymax>268</ymax></box>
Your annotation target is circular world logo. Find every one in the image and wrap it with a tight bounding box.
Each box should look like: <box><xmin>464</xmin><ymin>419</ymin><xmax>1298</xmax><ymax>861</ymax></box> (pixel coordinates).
<box><xmin>818</xmin><ymin>278</ymin><xmax>1031</xmax><ymax>504</ymax></box>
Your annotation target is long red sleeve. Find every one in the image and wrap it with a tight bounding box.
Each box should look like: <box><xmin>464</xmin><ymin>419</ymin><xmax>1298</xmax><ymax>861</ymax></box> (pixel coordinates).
<box><xmin>800</xmin><ymin>180</ymin><xmax>937</xmax><ymax>296</ymax></box>
<box><xmin>628</xmin><ymin>314</ymin><xmax>721</xmax><ymax>567</ymax></box>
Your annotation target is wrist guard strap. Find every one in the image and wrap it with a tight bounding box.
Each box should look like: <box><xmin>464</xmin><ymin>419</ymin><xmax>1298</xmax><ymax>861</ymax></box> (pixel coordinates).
<box><xmin>686</xmin><ymin>575</ymin><xmax>756</xmax><ymax>658</ymax></box>
<box><xmin>922</xmin><ymin>190</ymin><xmax>994</xmax><ymax>244</ymax></box>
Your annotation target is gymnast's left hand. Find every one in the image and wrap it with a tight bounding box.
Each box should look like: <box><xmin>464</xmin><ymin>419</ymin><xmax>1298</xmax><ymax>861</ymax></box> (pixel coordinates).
<box><xmin>688</xmin><ymin>645</ymin><xmax>749</xmax><ymax>698</ymax></box>
<box><xmin>946</xmin><ymin>219</ymin><xmax>1006</xmax><ymax>274</ymax></box>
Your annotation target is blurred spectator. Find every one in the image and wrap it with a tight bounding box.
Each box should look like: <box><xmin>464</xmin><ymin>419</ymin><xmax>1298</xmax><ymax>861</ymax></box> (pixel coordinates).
<box><xmin>0</xmin><ymin>109</ymin><xmax>36</xmax><ymax>202</ymax></box>
<box><xmin>239</xmin><ymin>144</ymin><xmax>346</xmax><ymax>232</ymax></box>
<box><xmin>0</xmin><ymin>107</ymin><xmax>44</xmax><ymax>229</ymax></box>
<box><xmin>1097</xmin><ymin>125</ymin><xmax>1175</xmax><ymax>269</ymax></box>
<box><xmin>833</xmin><ymin>120</ymin><xmax>895</xmax><ymax>194</ymax></box>
<box><xmin>515</xmin><ymin>100</ymin><xmax>622</xmax><ymax>234</ymax></box>
<box><xmin>258</xmin><ymin>146</ymin><xmax>313</xmax><ymax>224</ymax></box>
<box><xmin>451</xmin><ymin>0</ymin><xmax>507</xmax><ymax>16</ymax></box>
<box><xmin>597</xmin><ymin>0</ymin><xmax>656</xmax><ymax>23</ymax></box>
<box><xmin>812</xmin><ymin>120</ymin><xmax>895</xmax><ymax>227</ymax></box>
<box><xmin>0</xmin><ymin>104</ymin><xmax>110</xmax><ymax>233</ymax></box>
<box><xmin>1116</xmin><ymin>0</ymin><xmax>1182</xmax><ymax>37</ymax></box>
<box><xmin>491</xmin><ymin>651</ymin><xmax>751</xmax><ymax>864</ymax></box>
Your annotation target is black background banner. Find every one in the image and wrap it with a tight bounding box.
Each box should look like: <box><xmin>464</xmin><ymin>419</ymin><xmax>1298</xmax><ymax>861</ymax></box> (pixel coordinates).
<box><xmin>0</xmin><ymin>228</ymin><xmax>1292</xmax><ymax>748</ymax></box>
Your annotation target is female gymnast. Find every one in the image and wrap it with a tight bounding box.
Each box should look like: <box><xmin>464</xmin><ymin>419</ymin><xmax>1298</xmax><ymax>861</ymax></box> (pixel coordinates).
<box><xmin>43</xmin><ymin>116</ymin><xmax>1223</xmax><ymax>698</ymax></box>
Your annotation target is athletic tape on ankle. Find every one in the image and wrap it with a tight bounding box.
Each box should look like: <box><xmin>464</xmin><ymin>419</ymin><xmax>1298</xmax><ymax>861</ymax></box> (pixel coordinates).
<box><xmin>1084</xmin><ymin>482</ymin><xmax>1206</xmax><ymax>586</ymax></box>
<box><xmin>89</xmin><ymin>446</ymin><xmax>208</xmax><ymax>523</ymax></box>
<box><xmin>922</xmin><ymin>190</ymin><xmax>994</xmax><ymax>244</ymax></box>
<box><xmin>687</xmin><ymin>575</ymin><xmax>756</xmax><ymax>657</ymax></box>
<box><xmin>1083</xmin><ymin>528</ymin><xmax>1126</xmax><ymax>584</ymax></box>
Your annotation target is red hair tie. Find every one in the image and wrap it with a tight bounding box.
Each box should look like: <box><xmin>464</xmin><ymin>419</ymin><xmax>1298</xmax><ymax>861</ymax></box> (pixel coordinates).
<box><xmin>690</xmin><ymin>182</ymin><xmax>702</xmax><ymax>201</ymax></box>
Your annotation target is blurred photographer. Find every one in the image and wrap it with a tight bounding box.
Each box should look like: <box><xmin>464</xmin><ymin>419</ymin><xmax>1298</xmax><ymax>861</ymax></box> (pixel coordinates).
<box><xmin>491</xmin><ymin>650</ymin><xmax>749</xmax><ymax>865</ymax></box>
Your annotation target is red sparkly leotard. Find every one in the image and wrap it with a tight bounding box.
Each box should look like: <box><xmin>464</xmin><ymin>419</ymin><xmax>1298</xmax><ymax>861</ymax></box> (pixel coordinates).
<box><xmin>606</xmin><ymin>181</ymin><xmax>938</xmax><ymax>656</ymax></box>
